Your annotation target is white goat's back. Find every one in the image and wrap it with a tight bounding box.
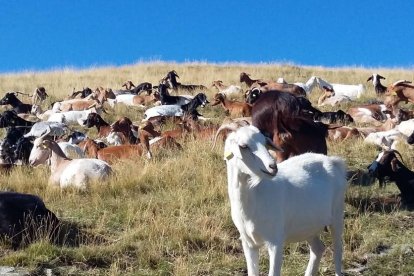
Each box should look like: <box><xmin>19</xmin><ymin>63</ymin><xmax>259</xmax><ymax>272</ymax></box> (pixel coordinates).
<box><xmin>143</xmin><ymin>105</ymin><xmax>182</xmax><ymax>121</ymax></box>
<box><xmin>58</xmin><ymin>159</ymin><xmax>112</xmax><ymax>189</ymax></box>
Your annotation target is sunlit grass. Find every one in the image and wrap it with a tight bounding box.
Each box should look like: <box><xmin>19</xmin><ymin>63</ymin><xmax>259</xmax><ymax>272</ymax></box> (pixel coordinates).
<box><xmin>1</xmin><ymin>62</ymin><xmax>414</xmax><ymax>274</ymax></box>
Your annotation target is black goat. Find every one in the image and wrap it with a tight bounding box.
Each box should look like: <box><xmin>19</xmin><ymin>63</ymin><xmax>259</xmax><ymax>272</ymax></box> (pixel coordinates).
<box><xmin>162</xmin><ymin>70</ymin><xmax>207</xmax><ymax>95</ymax></box>
<box><xmin>407</xmin><ymin>130</ymin><xmax>414</xmax><ymax>145</ymax></box>
<box><xmin>0</xmin><ymin>92</ymin><xmax>32</xmax><ymax>114</ymax></box>
<box><xmin>0</xmin><ymin>192</ymin><xmax>60</xmax><ymax>249</ymax></box>
<box><xmin>13</xmin><ymin>136</ymin><xmax>34</xmax><ymax>164</ymax></box>
<box><xmin>313</xmin><ymin>110</ymin><xmax>354</xmax><ymax>124</ymax></box>
<box><xmin>0</xmin><ymin>127</ymin><xmax>31</xmax><ymax>164</ymax></box>
<box><xmin>181</xmin><ymin>93</ymin><xmax>209</xmax><ymax>120</ymax></box>
<box><xmin>158</xmin><ymin>84</ymin><xmax>191</xmax><ymax>105</ymax></box>
<box><xmin>133</xmin><ymin>82</ymin><xmax>153</xmax><ymax>95</ymax></box>
<box><xmin>0</xmin><ymin>110</ymin><xmax>35</xmax><ymax>128</ymax></box>
<box><xmin>367</xmin><ymin>74</ymin><xmax>387</xmax><ymax>95</ymax></box>
<box><xmin>368</xmin><ymin>150</ymin><xmax>414</xmax><ymax>204</ymax></box>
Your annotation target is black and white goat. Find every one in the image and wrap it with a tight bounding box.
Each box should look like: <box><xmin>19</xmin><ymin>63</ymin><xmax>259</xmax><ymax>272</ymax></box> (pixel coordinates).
<box><xmin>162</xmin><ymin>70</ymin><xmax>207</xmax><ymax>94</ymax></box>
<box><xmin>367</xmin><ymin>74</ymin><xmax>387</xmax><ymax>95</ymax></box>
<box><xmin>143</xmin><ymin>93</ymin><xmax>209</xmax><ymax>121</ymax></box>
<box><xmin>313</xmin><ymin>110</ymin><xmax>354</xmax><ymax>125</ymax></box>
<box><xmin>158</xmin><ymin>84</ymin><xmax>191</xmax><ymax>105</ymax></box>
<box><xmin>368</xmin><ymin>150</ymin><xmax>414</xmax><ymax>204</ymax></box>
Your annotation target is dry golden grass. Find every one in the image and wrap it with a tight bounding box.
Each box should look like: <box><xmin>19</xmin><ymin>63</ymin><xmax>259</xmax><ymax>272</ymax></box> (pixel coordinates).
<box><xmin>0</xmin><ymin>62</ymin><xmax>414</xmax><ymax>275</ymax></box>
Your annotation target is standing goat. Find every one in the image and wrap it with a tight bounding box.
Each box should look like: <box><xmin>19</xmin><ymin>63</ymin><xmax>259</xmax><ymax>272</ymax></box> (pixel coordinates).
<box><xmin>224</xmin><ymin>125</ymin><xmax>347</xmax><ymax>276</ymax></box>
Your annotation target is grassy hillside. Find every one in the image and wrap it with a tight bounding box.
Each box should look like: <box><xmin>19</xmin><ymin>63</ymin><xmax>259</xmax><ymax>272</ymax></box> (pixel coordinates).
<box><xmin>1</xmin><ymin>62</ymin><xmax>414</xmax><ymax>275</ymax></box>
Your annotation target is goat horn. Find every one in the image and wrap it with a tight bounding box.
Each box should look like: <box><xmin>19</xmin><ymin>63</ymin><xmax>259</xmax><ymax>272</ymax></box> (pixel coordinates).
<box><xmin>87</xmin><ymin>102</ymin><xmax>97</xmax><ymax>109</ymax></box>
<box><xmin>392</xmin><ymin>80</ymin><xmax>412</xmax><ymax>87</ymax></box>
<box><xmin>40</xmin><ymin>126</ymin><xmax>52</xmax><ymax>139</ymax></box>
<box><xmin>390</xmin><ymin>149</ymin><xmax>405</xmax><ymax>165</ymax></box>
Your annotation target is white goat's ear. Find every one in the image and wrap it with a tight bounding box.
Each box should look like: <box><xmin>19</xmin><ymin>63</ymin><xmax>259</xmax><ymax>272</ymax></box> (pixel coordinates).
<box><xmin>265</xmin><ymin>137</ymin><xmax>284</xmax><ymax>152</ymax></box>
<box><xmin>224</xmin><ymin>139</ymin><xmax>242</xmax><ymax>160</ymax></box>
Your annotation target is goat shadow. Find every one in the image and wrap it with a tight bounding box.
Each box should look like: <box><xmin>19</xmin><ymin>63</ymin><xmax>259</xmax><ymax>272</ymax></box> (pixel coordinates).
<box><xmin>346</xmin><ymin>195</ymin><xmax>414</xmax><ymax>214</ymax></box>
<box><xmin>3</xmin><ymin>219</ymin><xmax>107</xmax><ymax>250</ymax></box>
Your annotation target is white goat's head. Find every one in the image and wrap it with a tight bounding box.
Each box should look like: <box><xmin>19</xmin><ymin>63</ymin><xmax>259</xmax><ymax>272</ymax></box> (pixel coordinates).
<box><xmin>29</xmin><ymin>128</ymin><xmax>52</xmax><ymax>166</ymax></box>
<box><xmin>224</xmin><ymin>125</ymin><xmax>281</xmax><ymax>178</ymax></box>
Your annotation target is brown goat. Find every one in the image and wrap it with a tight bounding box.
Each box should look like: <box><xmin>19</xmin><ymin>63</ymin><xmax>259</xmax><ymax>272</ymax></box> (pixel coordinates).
<box><xmin>83</xmin><ymin>113</ymin><xmax>111</xmax><ymax>138</ymax></box>
<box><xmin>252</xmin><ymin>91</ymin><xmax>328</xmax><ymax>163</ymax></box>
<box><xmin>385</xmin><ymin>80</ymin><xmax>414</xmax><ymax>108</ymax></box>
<box><xmin>211</xmin><ymin>93</ymin><xmax>252</xmax><ymax>117</ymax></box>
<box><xmin>328</xmin><ymin>126</ymin><xmax>362</xmax><ymax>141</ymax></box>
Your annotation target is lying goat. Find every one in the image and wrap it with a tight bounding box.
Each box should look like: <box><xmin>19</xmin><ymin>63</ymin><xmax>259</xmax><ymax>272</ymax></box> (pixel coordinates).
<box><xmin>368</xmin><ymin>150</ymin><xmax>414</xmax><ymax>204</ymax></box>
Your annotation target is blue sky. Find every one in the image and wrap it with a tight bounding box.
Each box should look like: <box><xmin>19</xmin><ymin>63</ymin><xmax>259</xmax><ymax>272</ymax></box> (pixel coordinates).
<box><xmin>0</xmin><ymin>1</ymin><xmax>413</xmax><ymax>73</ymax></box>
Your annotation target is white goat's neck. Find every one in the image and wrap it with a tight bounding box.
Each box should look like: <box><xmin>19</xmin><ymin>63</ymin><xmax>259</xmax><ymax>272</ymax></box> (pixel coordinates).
<box><xmin>305</xmin><ymin>76</ymin><xmax>317</xmax><ymax>91</ymax></box>
<box><xmin>48</xmin><ymin>142</ymin><xmax>72</xmax><ymax>173</ymax></box>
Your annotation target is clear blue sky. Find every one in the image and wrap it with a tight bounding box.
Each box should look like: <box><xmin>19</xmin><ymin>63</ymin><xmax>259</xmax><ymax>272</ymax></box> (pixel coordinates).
<box><xmin>1</xmin><ymin>0</ymin><xmax>413</xmax><ymax>73</ymax></box>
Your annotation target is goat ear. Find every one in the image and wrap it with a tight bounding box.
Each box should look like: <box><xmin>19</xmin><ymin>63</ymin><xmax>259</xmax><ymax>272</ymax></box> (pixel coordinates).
<box><xmin>367</xmin><ymin>76</ymin><xmax>373</xmax><ymax>82</ymax></box>
<box><xmin>391</xmin><ymin>158</ymin><xmax>400</xmax><ymax>172</ymax></box>
<box><xmin>265</xmin><ymin>137</ymin><xmax>284</xmax><ymax>152</ymax></box>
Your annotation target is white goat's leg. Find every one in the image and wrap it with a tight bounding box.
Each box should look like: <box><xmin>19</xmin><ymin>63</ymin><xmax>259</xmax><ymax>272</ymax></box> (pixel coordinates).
<box><xmin>331</xmin><ymin>214</ymin><xmax>344</xmax><ymax>275</ymax></box>
<box><xmin>267</xmin><ymin>242</ymin><xmax>283</xmax><ymax>276</ymax></box>
<box><xmin>305</xmin><ymin>236</ymin><xmax>325</xmax><ymax>276</ymax></box>
<box><xmin>241</xmin><ymin>240</ymin><xmax>259</xmax><ymax>276</ymax></box>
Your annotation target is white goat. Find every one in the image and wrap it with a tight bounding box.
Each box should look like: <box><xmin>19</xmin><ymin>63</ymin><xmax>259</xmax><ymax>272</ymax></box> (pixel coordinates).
<box><xmin>24</xmin><ymin>121</ymin><xmax>69</xmax><ymax>138</ymax></box>
<box><xmin>277</xmin><ymin>76</ymin><xmax>319</xmax><ymax>94</ymax></box>
<box><xmin>224</xmin><ymin>125</ymin><xmax>347</xmax><ymax>276</ymax></box>
<box><xmin>47</xmin><ymin>107</ymin><xmax>102</xmax><ymax>126</ymax></box>
<box><xmin>395</xmin><ymin>119</ymin><xmax>414</xmax><ymax>136</ymax></box>
<box><xmin>364</xmin><ymin>129</ymin><xmax>403</xmax><ymax>150</ymax></box>
<box><xmin>211</xmin><ymin>80</ymin><xmax>243</xmax><ymax>98</ymax></box>
<box><xmin>316</xmin><ymin>77</ymin><xmax>365</xmax><ymax>99</ymax></box>
<box><xmin>29</xmin><ymin>130</ymin><xmax>112</xmax><ymax>189</ymax></box>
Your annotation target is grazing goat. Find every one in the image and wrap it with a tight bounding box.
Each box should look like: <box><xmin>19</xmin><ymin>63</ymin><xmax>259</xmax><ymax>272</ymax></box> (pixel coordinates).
<box><xmin>29</xmin><ymin>129</ymin><xmax>112</xmax><ymax>189</ymax></box>
<box><xmin>143</xmin><ymin>93</ymin><xmax>209</xmax><ymax>121</ymax></box>
<box><xmin>0</xmin><ymin>92</ymin><xmax>33</xmax><ymax>114</ymax></box>
<box><xmin>367</xmin><ymin>74</ymin><xmax>387</xmax><ymax>95</ymax></box>
<box><xmin>368</xmin><ymin>150</ymin><xmax>414</xmax><ymax>203</ymax></box>
<box><xmin>0</xmin><ymin>192</ymin><xmax>59</xmax><ymax>249</ymax></box>
<box><xmin>119</xmin><ymin>81</ymin><xmax>153</xmax><ymax>95</ymax></box>
<box><xmin>315</xmin><ymin>77</ymin><xmax>365</xmax><ymax>99</ymax></box>
<box><xmin>224</xmin><ymin>125</ymin><xmax>347</xmax><ymax>276</ymax></box>
<box><xmin>211</xmin><ymin>93</ymin><xmax>252</xmax><ymax>117</ymax></box>
<box><xmin>211</xmin><ymin>80</ymin><xmax>243</xmax><ymax>98</ymax></box>
<box><xmin>252</xmin><ymin>91</ymin><xmax>328</xmax><ymax>162</ymax></box>
<box><xmin>313</xmin><ymin>110</ymin><xmax>354</xmax><ymax>125</ymax></box>
<box><xmin>162</xmin><ymin>70</ymin><xmax>207</xmax><ymax>94</ymax></box>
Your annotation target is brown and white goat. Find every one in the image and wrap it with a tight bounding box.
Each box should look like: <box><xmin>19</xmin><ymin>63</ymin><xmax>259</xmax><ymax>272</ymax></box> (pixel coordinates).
<box><xmin>385</xmin><ymin>80</ymin><xmax>414</xmax><ymax>108</ymax></box>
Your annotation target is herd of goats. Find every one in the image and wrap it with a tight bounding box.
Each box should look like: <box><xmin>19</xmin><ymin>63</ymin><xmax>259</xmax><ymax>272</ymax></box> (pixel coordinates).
<box><xmin>1</xmin><ymin>69</ymin><xmax>414</xmax><ymax>274</ymax></box>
